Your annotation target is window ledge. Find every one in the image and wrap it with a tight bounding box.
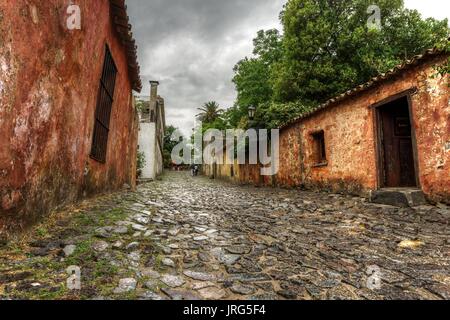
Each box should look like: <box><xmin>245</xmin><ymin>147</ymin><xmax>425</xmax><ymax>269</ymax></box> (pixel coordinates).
<box><xmin>312</xmin><ymin>162</ymin><xmax>328</xmax><ymax>168</ymax></box>
<box><xmin>90</xmin><ymin>154</ymin><xmax>106</xmax><ymax>164</ymax></box>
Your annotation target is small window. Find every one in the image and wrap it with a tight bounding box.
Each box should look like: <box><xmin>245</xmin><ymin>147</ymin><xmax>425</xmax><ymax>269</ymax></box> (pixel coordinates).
<box><xmin>150</xmin><ymin>110</ymin><xmax>155</xmax><ymax>122</ymax></box>
<box><xmin>312</xmin><ymin>130</ymin><xmax>327</xmax><ymax>165</ymax></box>
<box><xmin>90</xmin><ymin>46</ymin><xmax>117</xmax><ymax>163</ymax></box>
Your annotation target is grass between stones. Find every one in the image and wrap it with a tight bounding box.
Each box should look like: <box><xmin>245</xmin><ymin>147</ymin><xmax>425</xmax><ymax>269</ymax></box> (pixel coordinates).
<box><xmin>0</xmin><ymin>192</ymin><xmax>158</xmax><ymax>300</ymax></box>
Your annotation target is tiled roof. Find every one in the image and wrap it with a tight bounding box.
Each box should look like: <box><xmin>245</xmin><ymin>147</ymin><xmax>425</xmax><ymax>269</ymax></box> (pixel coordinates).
<box><xmin>109</xmin><ymin>0</ymin><xmax>142</xmax><ymax>92</ymax></box>
<box><xmin>280</xmin><ymin>46</ymin><xmax>448</xmax><ymax>130</ymax></box>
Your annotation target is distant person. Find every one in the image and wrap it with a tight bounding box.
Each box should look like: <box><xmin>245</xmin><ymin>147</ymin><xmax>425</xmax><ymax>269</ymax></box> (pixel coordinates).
<box><xmin>191</xmin><ymin>164</ymin><xmax>199</xmax><ymax>177</ymax></box>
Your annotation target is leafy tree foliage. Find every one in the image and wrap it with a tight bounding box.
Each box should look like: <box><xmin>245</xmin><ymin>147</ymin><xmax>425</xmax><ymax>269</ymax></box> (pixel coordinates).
<box><xmin>136</xmin><ymin>151</ymin><xmax>146</xmax><ymax>177</ymax></box>
<box><xmin>254</xmin><ymin>101</ymin><xmax>314</xmax><ymax>129</ymax></box>
<box><xmin>203</xmin><ymin>0</ymin><xmax>449</xmax><ymax>131</ymax></box>
<box><xmin>232</xmin><ymin>29</ymin><xmax>283</xmax><ymax>119</ymax></box>
<box><xmin>435</xmin><ymin>40</ymin><xmax>450</xmax><ymax>78</ymax></box>
<box><xmin>233</xmin><ymin>58</ymin><xmax>272</xmax><ymax>110</ymax></box>
<box><xmin>197</xmin><ymin>101</ymin><xmax>225</xmax><ymax>123</ymax></box>
<box><xmin>272</xmin><ymin>0</ymin><xmax>449</xmax><ymax>104</ymax></box>
<box><xmin>163</xmin><ymin>125</ymin><xmax>179</xmax><ymax>168</ymax></box>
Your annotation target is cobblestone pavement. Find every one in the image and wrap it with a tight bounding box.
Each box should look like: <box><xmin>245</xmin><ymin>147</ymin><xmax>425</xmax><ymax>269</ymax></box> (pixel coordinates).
<box><xmin>1</xmin><ymin>171</ymin><xmax>449</xmax><ymax>300</ymax></box>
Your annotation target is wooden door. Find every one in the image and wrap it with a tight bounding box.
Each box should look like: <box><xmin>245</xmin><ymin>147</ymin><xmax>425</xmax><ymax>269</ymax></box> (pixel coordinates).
<box><xmin>379</xmin><ymin>98</ymin><xmax>417</xmax><ymax>187</ymax></box>
<box><xmin>213</xmin><ymin>162</ymin><xmax>217</xmax><ymax>179</ymax></box>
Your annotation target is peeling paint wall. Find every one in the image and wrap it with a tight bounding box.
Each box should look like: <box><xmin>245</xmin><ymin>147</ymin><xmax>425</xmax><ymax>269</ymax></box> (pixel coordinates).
<box><xmin>0</xmin><ymin>1</ymin><xmax>139</xmax><ymax>235</ymax></box>
<box><xmin>202</xmin><ymin>146</ymin><xmax>273</xmax><ymax>187</ymax></box>
<box><xmin>411</xmin><ymin>59</ymin><xmax>450</xmax><ymax>203</ymax></box>
<box><xmin>279</xmin><ymin>55</ymin><xmax>449</xmax><ymax>202</ymax></box>
<box><xmin>277</xmin><ymin>128</ymin><xmax>302</xmax><ymax>187</ymax></box>
<box><xmin>208</xmin><ymin>55</ymin><xmax>449</xmax><ymax>203</ymax></box>
<box><xmin>139</xmin><ymin>122</ymin><xmax>157</xmax><ymax>180</ymax></box>
<box><xmin>291</xmin><ymin>91</ymin><xmax>377</xmax><ymax>196</ymax></box>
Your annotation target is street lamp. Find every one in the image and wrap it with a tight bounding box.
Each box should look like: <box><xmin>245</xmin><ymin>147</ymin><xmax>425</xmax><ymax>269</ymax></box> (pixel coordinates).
<box><xmin>248</xmin><ymin>105</ymin><xmax>256</xmax><ymax>121</ymax></box>
<box><xmin>247</xmin><ymin>105</ymin><xmax>262</xmax><ymax>186</ymax></box>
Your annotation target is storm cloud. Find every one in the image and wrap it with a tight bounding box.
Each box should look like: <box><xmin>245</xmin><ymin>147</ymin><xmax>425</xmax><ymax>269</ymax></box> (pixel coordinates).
<box><xmin>127</xmin><ymin>0</ymin><xmax>449</xmax><ymax>135</ymax></box>
<box><xmin>127</xmin><ymin>0</ymin><xmax>285</xmax><ymax>135</ymax></box>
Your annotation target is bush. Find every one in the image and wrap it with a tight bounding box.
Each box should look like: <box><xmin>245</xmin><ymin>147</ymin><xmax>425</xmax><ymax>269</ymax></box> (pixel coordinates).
<box><xmin>137</xmin><ymin>151</ymin><xmax>146</xmax><ymax>177</ymax></box>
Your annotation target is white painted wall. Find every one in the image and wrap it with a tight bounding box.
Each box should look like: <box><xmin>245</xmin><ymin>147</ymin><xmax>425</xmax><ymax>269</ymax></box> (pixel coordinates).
<box><xmin>136</xmin><ymin>83</ymin><xmax>165</xmax><ymax>181</ymax></box>
<box><xmin>138</xmin><ymin>122</ymin><xmax>157</xmax><ymax>180</ymax></box>
<box><xmin>155</xmin><ymin>139</ymin><xmax>164</xmax><ymax>177</ymax></box>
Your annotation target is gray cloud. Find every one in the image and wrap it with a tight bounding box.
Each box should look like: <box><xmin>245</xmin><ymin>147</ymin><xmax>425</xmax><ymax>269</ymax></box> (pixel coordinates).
<box><xmin>127</xmin><ymin>0</ymin><xmax>285</xmax><ymax>135</ymax></box>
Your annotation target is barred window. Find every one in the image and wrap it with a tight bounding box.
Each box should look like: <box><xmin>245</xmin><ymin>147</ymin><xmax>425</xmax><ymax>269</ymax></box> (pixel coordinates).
<box><xmin>90</xmin><ymin>46</ymin><xmax>117</xmax><ymax>163</ymax></box>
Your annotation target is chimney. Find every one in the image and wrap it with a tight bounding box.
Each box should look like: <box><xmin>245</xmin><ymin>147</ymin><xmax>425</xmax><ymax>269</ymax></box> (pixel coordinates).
<box><xmin>150</xmin><ymin>80</ymin><xmax>159</xmax><ymax>101</ymax></box>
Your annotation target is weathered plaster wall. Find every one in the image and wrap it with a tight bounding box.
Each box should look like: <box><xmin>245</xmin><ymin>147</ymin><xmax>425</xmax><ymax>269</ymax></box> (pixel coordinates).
<box><xmin>138</xmin><ymin>122</ymin><xmax>156</xmax><ymax>180</ymax></box>
<box><xmin>295</xmin><ymin>93</ymin><xmax>377</xmax><ymax>196</ymax></box>
<box><xmin>200</xmin><ymin>55</ymin><xmax>448</xmax><ymax>202</ymax></box>
<box><xmin>279</xmin><ymin>55</ymin><xmax>449</xmax><ymax>201</ymax></box>
<box><xmin>202</xmin><ymin>150</ymin><xmax>270</xmax><ymax>187</ymax></box>
<box><xmin>276</xmin><ymin>128</ymin><xmax>303</xmax><ymax>188</ymax></box>
<box><xmin>202</xmin><ymin>152</ymin><xmax>238</xmax><ymax>182</ymax></box>
<box><xmin>411</xmin><ymin>59</ymin><xmax>450</xmax><ymax>203</ymax></box>
<box><xmin>126</xmin><ymin>96</ymin><xmax>139</xmax><ymax>191</ymax></box>
<box><xmin>0</xmin><ymin>0</ymin><xmax>138</xmax><ymax>235</ymax></box>
<box><xmin>155</xmin><ymin>139</ymin><xmax>164</xmax><ymax>178</ymax></box>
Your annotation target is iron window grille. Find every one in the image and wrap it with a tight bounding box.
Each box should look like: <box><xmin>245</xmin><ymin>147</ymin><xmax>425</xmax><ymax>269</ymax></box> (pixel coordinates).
<box><xmin>90</xmin><ymin>45</ymin><xmax>118</xmax><ymax>163</ymax></box>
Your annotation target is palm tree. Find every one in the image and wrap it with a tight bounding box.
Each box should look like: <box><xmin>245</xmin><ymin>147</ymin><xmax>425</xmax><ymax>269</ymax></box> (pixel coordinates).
<box><xmin>197</xmin><ymin>101</ymin><xmax>224</xmax><ymax>123</ymax></box>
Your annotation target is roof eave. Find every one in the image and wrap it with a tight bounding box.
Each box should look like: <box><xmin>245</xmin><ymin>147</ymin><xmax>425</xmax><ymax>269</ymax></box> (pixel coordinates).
<box><xmin>109</xmin><ymin>0</ymin><xmax>142</xmax><ymax>92</ymax></box>
<box><xmin>280</xmin><ymin>46</ymin><xmax>448</xmax><ymax>130</ymax></box>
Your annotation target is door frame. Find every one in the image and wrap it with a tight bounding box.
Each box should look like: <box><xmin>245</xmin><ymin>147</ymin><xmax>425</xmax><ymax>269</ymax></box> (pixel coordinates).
<box><xmin>371</xmin><ymin>88</ymin><xmax>421</xmax><ymax>189</ymax></box>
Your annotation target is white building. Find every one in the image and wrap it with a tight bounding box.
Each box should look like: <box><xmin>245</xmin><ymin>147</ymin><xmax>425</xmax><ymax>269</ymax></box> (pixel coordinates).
<box><xmin>137</xmin><ymin>81</ymin><xmax>166</xmax><ymax>181</ymax></box>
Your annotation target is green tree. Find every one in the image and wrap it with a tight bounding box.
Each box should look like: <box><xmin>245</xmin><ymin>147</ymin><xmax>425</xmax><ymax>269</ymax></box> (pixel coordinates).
<box><xmin>136</xmin><ymin>151</ymin><xmax>146</xmax><ymax>177</ymax></box>
<box><xmin>253</xmin><ymin>29</ymin><xmax>284</xmax><ymax>65</ymax></box>
<box><xmin>272</xmin><ymin>0</ymin><xmax>449</xmax><ymax>104</ymax></box>
<box><xmin>197</xmin><ymin>101</ymin><xmax>224</xmax><ymax>123</ymax></box>
<box><xmin>231</xmin><ymin>29</ymin><xmax>283</xmax><ymax>128</ymax></box>
<box><xmin>435</xmin><ymin>40</ymin><xmax>450</xmax><ymax>78</ymax></box>
<box><xmin>233</xmin><ymin>58</ymin><xmax>272</xmax><ymax>110</ymax></box>
<box><xmin>232</xmin><ymin>29</ymin><xmax>282</xmax><ymax>109</ymax></box>
<box><xmin>163</xmin><ymin>125</ymin><xmax>179</xmax><ymax>168</ymax></box>
<box><xmin>255</xmin><ymin>101</ymin><xmax>314</xmax><ymax>129</ymax></box>
<box><xmin>135</xmin><ymin>99</ymin><xmax>149</xmax><ymax>113</ymax></box>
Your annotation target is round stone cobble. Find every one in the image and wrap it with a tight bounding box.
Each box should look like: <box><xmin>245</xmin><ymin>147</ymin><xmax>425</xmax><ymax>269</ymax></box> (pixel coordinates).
<box><xmin>1</xmin><ymin>171</ymin><xmax>448</xmax><ymax>300</ymax></box>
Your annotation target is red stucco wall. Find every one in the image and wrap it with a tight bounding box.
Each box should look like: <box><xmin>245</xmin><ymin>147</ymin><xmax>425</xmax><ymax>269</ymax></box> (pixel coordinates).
<box><xmin>412</xmin><ymin>59</ymin><xmax>450</xmax><ymax>202</ymax></box>
<box><xmin>277</xmin><ymin>127</ymin><xmax>303</xmax><ymax>187</ymax></box>
<box><xmin>0</xmin><ymin>0</ymin><xmax>139</xmax><ymax>235</ymax></box>
<box><xmin>279</xmin><ymin>55</ymin><xmax>449</xmax><ymax>202</ymax></box>
<box><xmin>293</xmin><ymin>90</ymin><xmax>378</xmax><ymax>195</ymax></box>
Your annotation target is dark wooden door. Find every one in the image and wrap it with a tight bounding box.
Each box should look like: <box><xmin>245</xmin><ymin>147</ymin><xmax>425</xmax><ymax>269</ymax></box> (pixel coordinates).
<box><xmin>380</xmin><ymin>99</ymin><xmax>417</xmax><ymax>187</ymax></box>
<box><xmin>213</xmin><ymin>162</ymin><xmax>217</xmax><ymax>179</ymax></box>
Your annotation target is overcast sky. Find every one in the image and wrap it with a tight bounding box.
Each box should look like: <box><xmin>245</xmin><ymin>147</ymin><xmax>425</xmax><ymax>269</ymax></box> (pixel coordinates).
<box><xmin>127</xmin><ymin>0</ymin><xmax>449</xmax><ymax>136</ymax></box>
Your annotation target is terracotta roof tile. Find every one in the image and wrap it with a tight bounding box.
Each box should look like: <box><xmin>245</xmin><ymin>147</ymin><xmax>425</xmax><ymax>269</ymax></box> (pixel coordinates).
<box><xmin>280</xmin><ymin>46</ymin><xmax>448</xmax><ymax>130</ymax></box>
<box><xmin>109</xmin><ymin>0</ymin><xmax>142</xmax><ymax>92</ymax></box>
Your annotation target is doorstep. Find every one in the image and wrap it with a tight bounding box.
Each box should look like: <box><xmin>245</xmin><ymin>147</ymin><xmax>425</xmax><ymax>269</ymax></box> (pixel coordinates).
<box><xmin>370</xmin><ymin>188</ymin><xmax>428</xmax><ymax>207</ymax></box>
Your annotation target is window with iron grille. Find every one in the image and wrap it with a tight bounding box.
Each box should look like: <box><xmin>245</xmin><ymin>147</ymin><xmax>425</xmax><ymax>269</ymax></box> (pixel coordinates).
<box><xmin>90</xmin><ymin>46</ymin><xmax>117</xmax><ymax>163</ymax></box>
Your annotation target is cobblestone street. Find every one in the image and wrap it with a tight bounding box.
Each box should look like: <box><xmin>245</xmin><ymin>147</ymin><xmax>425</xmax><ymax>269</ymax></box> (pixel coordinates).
<box><xmin>1</xmin><ymin>171</ymin><xmax>449</xmax><ymax>300</ymax></box>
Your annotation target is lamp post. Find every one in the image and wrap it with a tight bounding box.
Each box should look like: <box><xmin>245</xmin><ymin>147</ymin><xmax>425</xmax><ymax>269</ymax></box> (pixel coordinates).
<box><xmin>248</xmin><ymin>105</ymin><xmax>256</xmax><ymax>122</ymax></box>
<box><xmin>247</xmin><ymin>105</ymin><xmax>262</xmax><ymax>186</ymax></box>
<box><xmin>247</xmin><ymin>105</ymin><xmax>258</xmax><ymax>158</ymax></box>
